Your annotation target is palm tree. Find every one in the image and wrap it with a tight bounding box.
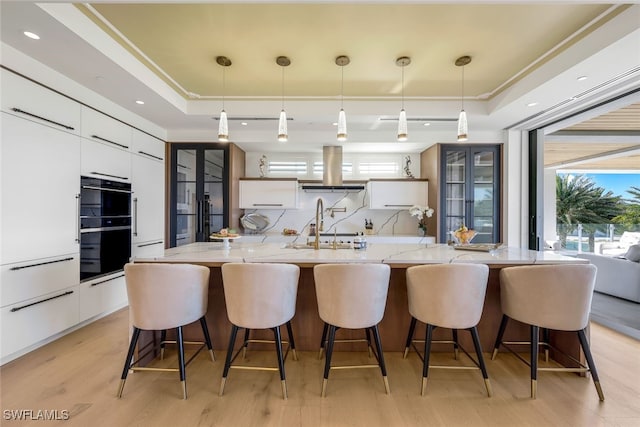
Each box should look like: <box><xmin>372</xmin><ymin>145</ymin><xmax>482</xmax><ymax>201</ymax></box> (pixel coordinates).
<box><xmin>556</xmin><ymin>174</ymin><xmax>623</xmax><ymax>251</ymax></box>
<box><xmin>613</xmin><ymin>185</ymin><xmax>640</xmax><ymax>227</ymax></box>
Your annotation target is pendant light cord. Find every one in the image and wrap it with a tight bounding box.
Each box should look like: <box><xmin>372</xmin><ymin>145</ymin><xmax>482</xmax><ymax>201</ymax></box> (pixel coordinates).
<box><xmin>341</xmin><ymin>65</ymin><xmax>344</xmax><ymax>109</ymax></box>
<box><xmin>401</xmin><ymin>64</ymin><xmax>405</xmax><ymax>110</ymax></box>
<box><xmin>222</xmin><ymin>66</ymin><xmax>226</xmax><ymax>110</ymax></box>
<box><xmin>281</xmin><ymin>66</ymin><xmax>285</xmax><ymax>110</ymax></box>
<box><xmin>461</xmin><ymin>65</ymin><xmax>465</xmax><ymax>111</ymax></box>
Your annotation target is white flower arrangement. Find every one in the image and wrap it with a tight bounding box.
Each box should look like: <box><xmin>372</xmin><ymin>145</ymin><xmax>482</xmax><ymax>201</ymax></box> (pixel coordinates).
<box><xmin>409</xmin><ymin>205</ymin><xmax>434</xmax><ymax>231</ymax></box>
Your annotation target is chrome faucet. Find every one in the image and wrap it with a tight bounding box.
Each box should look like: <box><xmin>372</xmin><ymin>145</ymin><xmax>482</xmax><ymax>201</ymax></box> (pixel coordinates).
<box><xmin>314</xmin><ymin>197</ymin><xmax>324</xmax><ymax>249</ymax></box>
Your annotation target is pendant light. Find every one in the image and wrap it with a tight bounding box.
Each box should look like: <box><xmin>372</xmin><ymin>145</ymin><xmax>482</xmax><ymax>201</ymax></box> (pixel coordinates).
<box><xmin>276</xmin><ymin>56</ymin><xmax>291</xmax><ymax>142</ymax></box>
<box><xmin>335</xmin><ymin>55</ymin><xmax>350</xmax><ymax>142</ymax></box>
<box><xmin>396</xmin><ymin>56</ymin><xmax>411</xmax><ymax>141</ymax></box>
<box><xmin>455</xmin><ymin>55</ymin><xmax>471</xmax><ymax>142</ymax></box>
<box><xmin>216</xmin><ymin>56</ymin><xmax>232</xmax><ymax>142</ymax></box>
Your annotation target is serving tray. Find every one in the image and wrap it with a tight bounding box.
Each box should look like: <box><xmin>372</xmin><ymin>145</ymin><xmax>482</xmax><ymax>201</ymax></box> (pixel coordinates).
<box><xmin>453</xmin><ymin>243</ymin><xmax>502</xmax><ymax>252</ymax></box>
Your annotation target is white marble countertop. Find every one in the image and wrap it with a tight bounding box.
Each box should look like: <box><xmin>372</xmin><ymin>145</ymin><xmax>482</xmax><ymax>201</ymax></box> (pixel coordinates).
<box><xmin>132</xmin><ymin>242</ymin><xmax>584</xmax><ymax>266</ymax></box>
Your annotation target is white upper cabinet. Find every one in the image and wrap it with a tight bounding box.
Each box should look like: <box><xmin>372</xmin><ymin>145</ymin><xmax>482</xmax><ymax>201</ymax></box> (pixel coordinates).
<box><xmin>239</xmin><ymin>179</ymin><xmax>298</xmax><ymax>209</ymax></box>
<box><xmin>1</xmin><ymin>113</ymin><xmax>81</xmax><ymax>264</ymax></box>
<box><xmin>131</xmin><ymin>129</ymin><xmax>165</xmax><ymax>161</ymax></box>
<box><xmin>1</xmin><ymin>69</ymin><xmax>81</xmax><ymax>135</ymax></box>
<box><xmin>81</xmin><ymin>138</ymin><xmax>132</xmax><ymax>182</ymax></box>
<box><xmin>368</xmin><ymin>179</ymin><xmax>428</xmax><ymax>209</ymax></box>
<box><xmin>81</xmin><ymin>107</ymin><xmax>132</xmax><ymax>152</ymax></box>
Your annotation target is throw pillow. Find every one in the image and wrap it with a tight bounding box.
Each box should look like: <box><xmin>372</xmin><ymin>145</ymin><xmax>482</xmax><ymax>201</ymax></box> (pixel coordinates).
<box><xmin>624</xmin><ymin>244</ymin><xmax>640</xmax><ymax>262</ymax></box>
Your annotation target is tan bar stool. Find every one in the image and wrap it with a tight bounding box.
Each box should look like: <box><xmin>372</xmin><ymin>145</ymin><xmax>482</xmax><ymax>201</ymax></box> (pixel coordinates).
<box><xmin>491</xmin><ymin>264</ymin><xmax>604</xmax><ymax>400</ymax></box>
<box><xmin>117</xmin><ymin>263</ymin><xmax>214</xmax><ymax>399</ymax></box>
<box><xmin>404</xmin><ymin>263</ymin><xmax>492</xmax><ymax>396</ymax></box>
<box><xmin>313</xmin><ymin>263</ymin><xmax>391</xmax><ymax>397</ymax></box>
<box><xmin>219</xmin><ymin>262</ymin><xmax>300</xmax><ymax>400</ymax></box>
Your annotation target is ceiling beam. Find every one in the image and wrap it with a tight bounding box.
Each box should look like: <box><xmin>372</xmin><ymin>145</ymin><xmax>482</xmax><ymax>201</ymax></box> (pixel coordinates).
<box><xmin>545</xmin><ymin>129</ymin><xmax>640</xmax><ymax>143</ymax></box>
<box><xmin>545</xmin><ymin>144</ymin><xmax>640</xmax><ymax>169</ymax></box>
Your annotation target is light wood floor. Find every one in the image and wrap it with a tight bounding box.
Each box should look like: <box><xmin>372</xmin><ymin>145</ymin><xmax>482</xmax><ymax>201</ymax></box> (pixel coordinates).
<box><xmin>1</xmin><ymin>308</ymin><xmax>639</xmax><ymax>427</ymax></box>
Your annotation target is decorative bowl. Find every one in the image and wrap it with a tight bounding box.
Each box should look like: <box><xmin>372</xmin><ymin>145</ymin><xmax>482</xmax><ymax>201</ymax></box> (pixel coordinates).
<box><xmin>450</xmin><ymin>229</ymin><xmax>478</xmax><ymax>245</ymax></box>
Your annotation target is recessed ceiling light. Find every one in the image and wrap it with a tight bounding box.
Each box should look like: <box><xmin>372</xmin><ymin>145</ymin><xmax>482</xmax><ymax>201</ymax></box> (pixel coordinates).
<box><xmin>135</xmin><ymin>100</ymin><xmax>144</xmax><ymax>105</ymax></box>
<box><xmin>332</xmin><ymin>122</ymin><xmax>338</xmax><ymax>126</ymax></box>
<box><xmin>527</xmin><ymin>102</ymin><xmax>538</xmax><ymax>107</ymax></box>
<box><xmin>423</xmin><ymin>123</ymin><xmax>431</xmax><ymax>127</ymax></box>
<box><xmin>23</xmin><ymin>31</ymin><xmax>40</xmax><ymax>40</ymax></box>
<box><xmin>241</xmin><ymin>122</ymin><xmax>248</xmax><ymax>126</ymax></box>
<box><xmin>577</xmin><ymin>76</ymin><xmax>588</xmax><ymax>81</ymax></box>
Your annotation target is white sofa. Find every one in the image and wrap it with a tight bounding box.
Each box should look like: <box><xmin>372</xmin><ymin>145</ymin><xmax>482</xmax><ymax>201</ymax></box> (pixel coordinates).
<box><xmin>578</xmin><ymin>251</ymin><xmax>640</xmax><ymax>303</ymax></box>
<box><xmin>596</xmin><ymin>231</ymin><xmax>640</xmax><ymax>256</ymax></box>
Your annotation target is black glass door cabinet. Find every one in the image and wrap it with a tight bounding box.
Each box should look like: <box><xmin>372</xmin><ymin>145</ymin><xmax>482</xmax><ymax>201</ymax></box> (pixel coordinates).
<box><xmin>439</xmin><ymin>144</ymin><xmax>500</xmax><ymax>244</ymax></box>
<box><xmin>170</xmin><ymin>144</ymin><xmax>229</xmax><ymax>247</ymax></box>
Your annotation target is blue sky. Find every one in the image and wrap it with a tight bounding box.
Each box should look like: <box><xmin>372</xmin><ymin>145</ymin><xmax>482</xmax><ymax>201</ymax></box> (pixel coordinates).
<box><xmin>583</xmin><ymin>173</ymin><xmax>639</xmax><ymax>198</ymax></box>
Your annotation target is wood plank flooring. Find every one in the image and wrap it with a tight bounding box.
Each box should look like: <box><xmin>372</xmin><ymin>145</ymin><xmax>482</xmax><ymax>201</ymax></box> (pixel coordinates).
<box><xmin>1</xmin><ymin>308</ymin><xmax>639</xmax><ymax>427</ymax></box>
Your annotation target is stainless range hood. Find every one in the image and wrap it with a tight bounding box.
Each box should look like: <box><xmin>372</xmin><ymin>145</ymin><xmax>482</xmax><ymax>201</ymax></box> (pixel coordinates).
<box><xmin>301</xmin><ymin>146</ymin><xmax>365</xmax><ymax>193</ymax></box>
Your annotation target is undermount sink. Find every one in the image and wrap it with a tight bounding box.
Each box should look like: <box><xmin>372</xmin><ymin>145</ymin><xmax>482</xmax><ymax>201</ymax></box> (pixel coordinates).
<box><xmin>285</xmin><ymin>242</ymin><xmax>352</xmax><ymax>250</ymax></box>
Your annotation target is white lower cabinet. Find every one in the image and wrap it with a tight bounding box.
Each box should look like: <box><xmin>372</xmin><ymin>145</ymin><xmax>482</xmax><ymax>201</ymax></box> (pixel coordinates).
<box><xmin>1</xmin><ymin>285</ymin><xmax>79</xmax><ymax>360</ymax></box>
<box><xmin>131</xmin><ymin>153</ymin><xmax>164</xmax><ymax>244</ymax></box>
<box><xmin>79</xmin><ymin>273</ymin><xmax>128</xmax><ymax>323</ymax></box>
<box><xmin>132</xmin><ymin>239</ymin><xmax>165</xmax><ymax>259</ymax></box>
<box><xmin>1</xmin><ymin>254</ymin><xmax>79</xmax><ymax>307</ymax></box>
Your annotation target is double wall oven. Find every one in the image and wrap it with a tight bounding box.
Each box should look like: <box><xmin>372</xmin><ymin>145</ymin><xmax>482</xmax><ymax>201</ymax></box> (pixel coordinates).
<box><xmin>80</xmin><ymin>176</ymin><xmax>132</xmax><ymax>281</ymax></box>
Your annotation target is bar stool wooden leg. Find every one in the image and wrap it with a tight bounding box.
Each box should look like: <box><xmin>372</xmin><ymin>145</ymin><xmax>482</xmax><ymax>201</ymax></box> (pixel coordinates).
<box><xmin>491</xmin><ymin>314</ymin><xmax>509</xmax><ymax>360</ymax></box>
<box><xmin>530</xmin><ymin>325</ymin><xmax>539</xmax><ymax>399</ymax></box>
<box><xmin>371</xmin><ymin>325</ymin><xmax>390</xmax><ymax>394</ymax></box>
<box><xmin>421</xmin><ymin>324</ymin><xmax>434</xmax><ymax>396</ymax></box>
<box><xmin>318</xmin><ymin>323</ymin><xmax>328</xmax><ymax>359</ymax></box>
<box><xmin>403</xmin><ymin>317</ymin><xmax>417</xmax><ymax>359</ymax></box>
<box><xmin>220</xmin><ymin>325</ymin><xmax>239</xmax><ymax>396</ymax></box>
<box><xmin>321</xmin><ymin>325</ymin><xmax>337</xmax><ymax>397</ymax></box>
<box><xmin>452</xmin><ymin>329</ymin><xmax>459</xmax><ymax>360</ymax></box>
<box><xmin>285</xmin><ymin>321</ymin><xmax>298</xmax><ymax>361</ymax></box>
<box><xmin>176</xmin><ymin>326</ymin><xmax>187</xmax><ymax>399</ymax></box>
<box><xmin>199</xmin><ymin>317</ymin><xmax>215</xmax><ymax>362</ymax></box>
<box><xmin>577</xmin><ymin>329</ymin><xmax>605</xmax><ymax>401</ymax></box>
<box><xmin>242</xmin><ymin>328</ymin><xmax>250</xmax><ymax>359</ymax></box>
<box><xmin>117</xmin><ymin>327</ymin><xmax>141</xmax><ymax>398</ymax></box>
<box><xmin>542</xmin><ymin>328</ymin><xmax>550</xmax><ymax>363</ymax></box>
<box><xmin>160</xmin><ymin>329</ymin><xmax>167</xmax><ymax>360</ymax></box>
<box><xmin>272</xmin><ymin>326</ymin><xmax>288</xmax><ymax>400</ymax></box>
<box><xmin>365</xmin><ymin>328</ymin><xmax>373</xmax><ymax>358</ymax></box>
<box><xmin>470</xmin><ymin>326</ymin><xmax>493</xmax><ymax>397</ymax></box>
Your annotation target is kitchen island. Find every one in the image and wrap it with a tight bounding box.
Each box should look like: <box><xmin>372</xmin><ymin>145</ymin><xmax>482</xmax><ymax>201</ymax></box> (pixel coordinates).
<box><xmin>133</xmin><ymin>242</ymin><xmax>587</xmax><ymax>367</ymax></box>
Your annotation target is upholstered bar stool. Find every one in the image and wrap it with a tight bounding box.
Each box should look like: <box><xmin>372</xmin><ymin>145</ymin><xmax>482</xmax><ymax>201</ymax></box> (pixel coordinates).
<box><xmin>313</xmin><ymin>263</ymin><xmax>391</xmax><ymax>397</ymax></box>
<box><xmin>491</xmin><ymin>264</ymin><xmax>604</xmax><ymax>400</ymax></box>
<box><xmin>117</xmin><ymin>263</ymin><xmax>214</xmax><ymax>399</ymax></box>
<box><xmin>220</xmin><ymin>262</ymin><xmax>300</xmax><ymax>400</ymax></box>
<box><xmin>404</xmin><ymin>263</ymin><xmax>492</xmax><ymax>397</ymax></box>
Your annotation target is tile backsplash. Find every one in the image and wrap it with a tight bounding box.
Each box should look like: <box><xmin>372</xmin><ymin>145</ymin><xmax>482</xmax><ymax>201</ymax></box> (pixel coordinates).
<box><xmin>240</xmin><ymin>186</ymin><xmax>428</xmax><ymax>237</ymax></box>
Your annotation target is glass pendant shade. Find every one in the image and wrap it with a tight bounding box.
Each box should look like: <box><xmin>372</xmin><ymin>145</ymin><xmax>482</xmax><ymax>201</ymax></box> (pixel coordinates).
<box><xmin>218</xmin><ymin>110</ymin><xmax>229</xmax><ymax>142</ymax></box>
<box><xmin>278</xmin><ymin>109</ymin><xmax>288</xmax><ymax>142</ymax></box>
<box><xmin>337</xmin><ymin>108</ymin><xmax>347</xmax><ymax>142</ymax></box>
<box><xmin>397</xmin><ymin>109</ymin><xmax>408</xmax><ymax>141</ymax></box>
<box><xmin>457</xmin><ymin>110</ymin><xmax>468</xmax><ymax>142</ymax></box>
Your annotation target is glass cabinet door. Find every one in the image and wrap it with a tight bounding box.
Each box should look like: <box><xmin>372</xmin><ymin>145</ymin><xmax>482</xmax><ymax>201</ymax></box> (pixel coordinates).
<box><xmin>444</xmin><ymin>150</ymin><xmax>467</xmax><ymax>237</ymax></box>
<box><xmin>440</xmin><ymin>145</ymin><xmax>500</xmax><ymax>243</ymax></box>
<box><xmin>170</xmin><ymin>144</ymin><xmax>228</xmax><ymax>247</ymax></box>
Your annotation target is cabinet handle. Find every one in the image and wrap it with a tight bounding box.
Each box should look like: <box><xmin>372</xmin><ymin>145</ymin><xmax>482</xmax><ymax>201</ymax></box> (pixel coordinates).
<box><xmin>253</xmin><ymin>203</ymin><xmax>283</xmax><ymax>206</ymax></box>
<box><xmin>90</xmin><ymin>273</ymin><xmax>125</xmax><ymax>287</ymax></box>
<box><xmin>10</xmin><ymin>291</ymin><xmax>74</xmax><ymax>312</ymax></box>
<box><xmin>76</xmin><ymin>193</ymin><xmax>81</xmax><ymax>243</ymax></box>
<box><xmin>91</xmin><ymin>134</ymin><xmax>129</xmax><ymax>150</ymax></box>
<box><xmin>137</xmin><ymin>241</ymin><xmax>163</xmax><ymax>248</ymax></box>
<box><xmin>88</xmin><ymin>172</ymin><xmax>129</xmax><ymax>181</ymax></box>
<box><xmin>11</xmin><ymin>108</ymin><xmax>75</xmax><ymax>131</ymax></box>
<box><xmin>133</xmin><ymin>198</ymin><xmax>138</xmax><ymax>236</ymax></box>
<box><xmin>384</xmin><ymin>204</ymin><xmax>412</xmax><ymax>207</ymax></box>
<box><xmin>9</xmin><ymin>257</ymin><xmax>74</xmax><ymax>271</ymax></box>
<box><xmin>138</xmin><ymin>150</ymin><xmax>163</xmax><ymax>161</ymax></box>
